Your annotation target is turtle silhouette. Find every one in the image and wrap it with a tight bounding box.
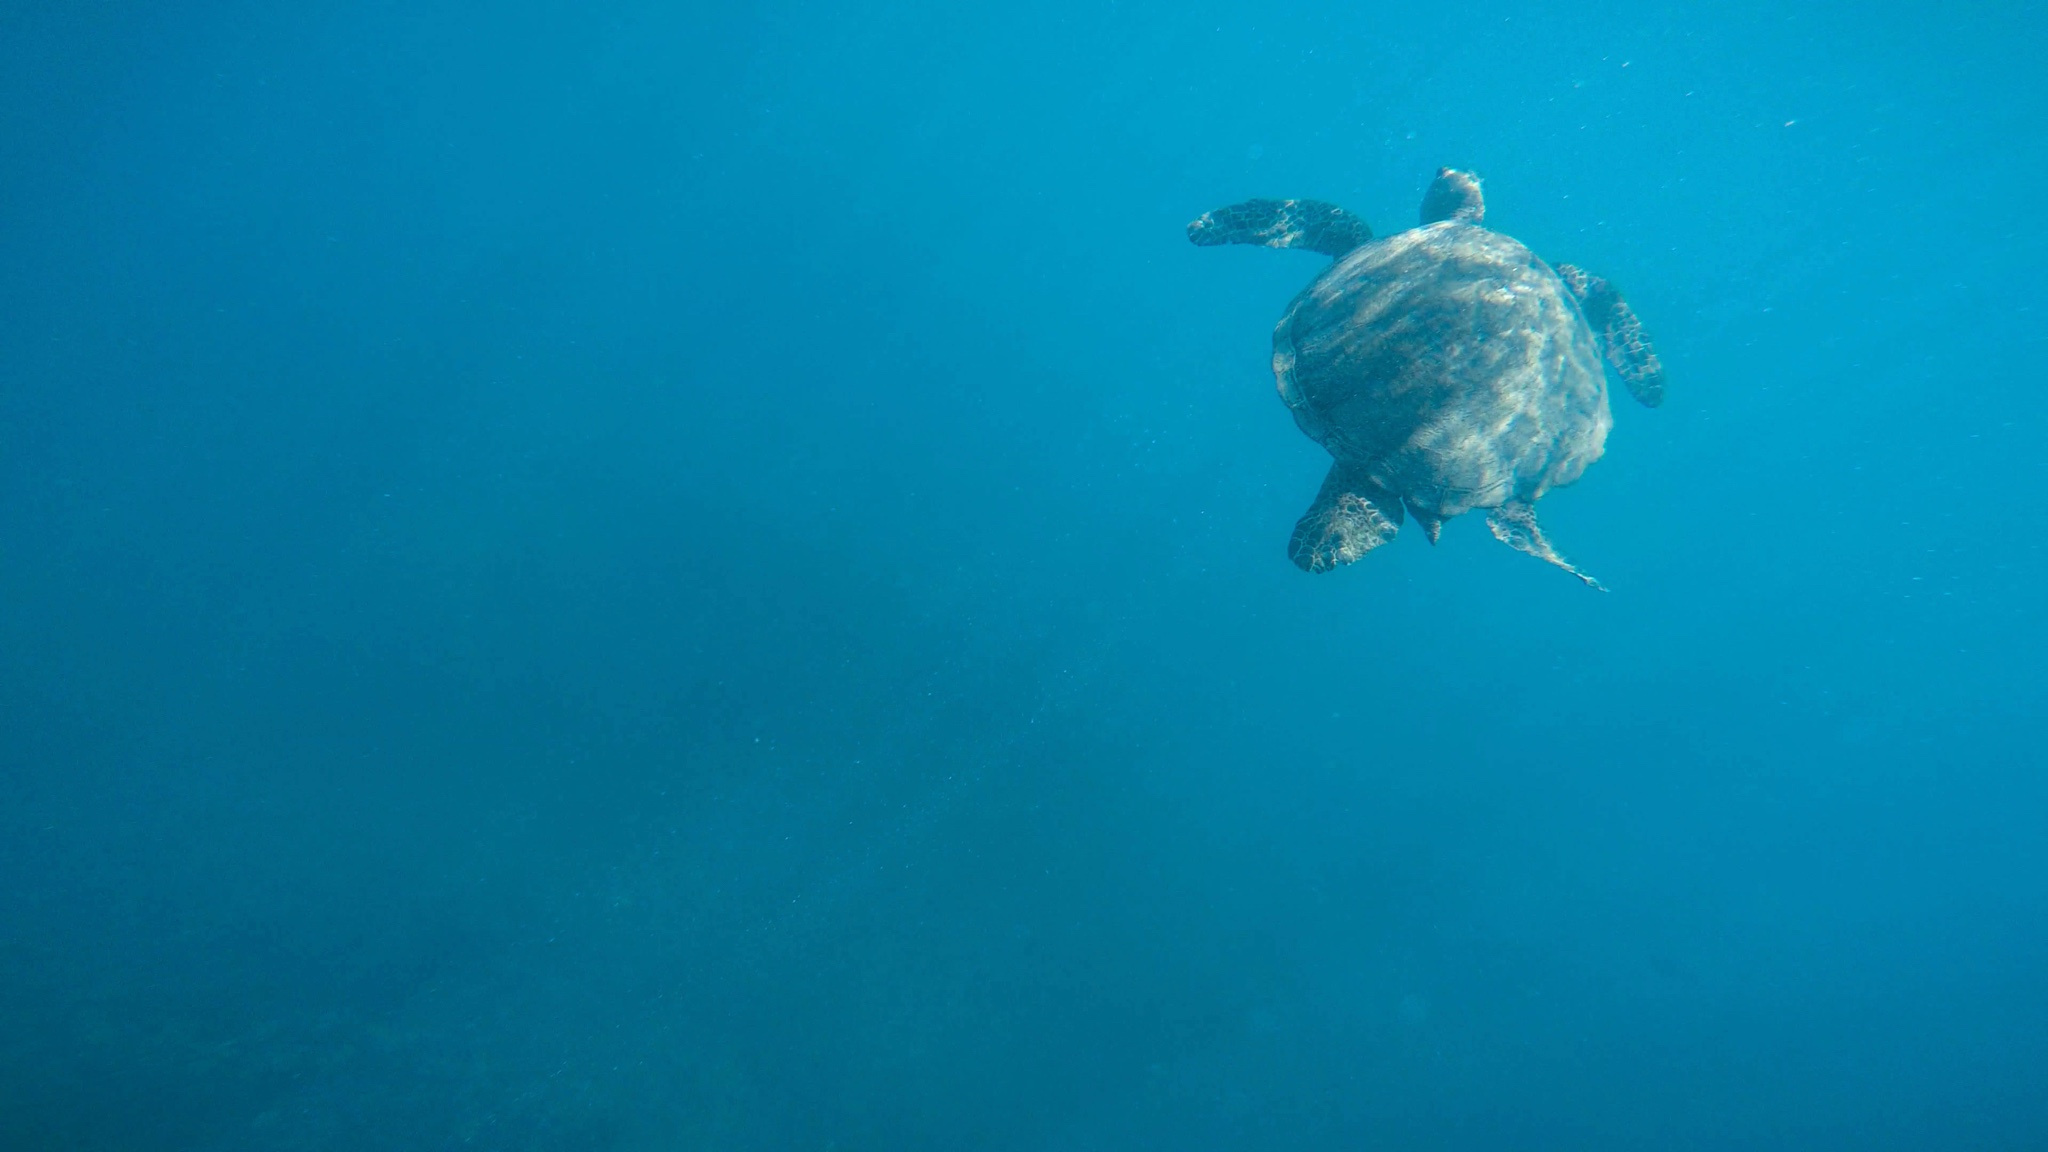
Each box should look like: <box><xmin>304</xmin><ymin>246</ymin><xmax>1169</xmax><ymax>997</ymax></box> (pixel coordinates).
<box><xmin>1189</xmin><ymin>168</ymin><xmax>1664</xmax><ymax>588</ymax></box>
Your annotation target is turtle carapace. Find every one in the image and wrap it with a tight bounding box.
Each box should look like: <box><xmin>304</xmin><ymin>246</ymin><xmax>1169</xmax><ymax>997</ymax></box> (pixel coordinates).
<box><xmin>1189</xmin><ymin>168</ymin><xmax>1665</xmax><ymax>588</ymax></box>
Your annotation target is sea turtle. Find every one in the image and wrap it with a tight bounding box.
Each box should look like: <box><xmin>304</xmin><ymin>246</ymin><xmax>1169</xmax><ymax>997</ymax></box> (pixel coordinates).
<box><xmin>1188</xmin><ymin>168</ymin><xmax>1664</xmax><ymax>588</ymax></box>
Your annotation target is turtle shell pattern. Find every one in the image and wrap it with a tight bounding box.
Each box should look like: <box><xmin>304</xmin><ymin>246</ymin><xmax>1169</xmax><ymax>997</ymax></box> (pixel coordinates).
<box><xmin>1273</xmin><ymin>220</ymin><xmax>1610</xmax><ymax>520</ymax></box>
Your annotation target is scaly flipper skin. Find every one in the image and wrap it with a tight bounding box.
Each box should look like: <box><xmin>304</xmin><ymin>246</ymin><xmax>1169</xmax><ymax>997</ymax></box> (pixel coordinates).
<box><xmin>1556</xmin><ymin>264</ymin><xmax>1665</xmax><ymax>408</ymax></box>
<box><xmin>1187</xmin><ymin>199</ymin><xmax>1373</xmax><ymax>258</ymax></box>
<box><xmin>1485</xmin><ymin>502</ymin><xmax>1604</xmax><ymax>590</ymax></box>
<box><xmin>1290</xmin><ymin>462</ymin><xmax>1404</xmax><ymax>572</ymax></box>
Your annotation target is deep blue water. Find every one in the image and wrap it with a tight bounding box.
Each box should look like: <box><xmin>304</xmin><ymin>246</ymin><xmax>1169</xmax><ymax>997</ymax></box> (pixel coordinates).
<box><xmin>4</xmin><ymin>1</ymin><xmax>2046</xmax><ymax>1148</ymax></box>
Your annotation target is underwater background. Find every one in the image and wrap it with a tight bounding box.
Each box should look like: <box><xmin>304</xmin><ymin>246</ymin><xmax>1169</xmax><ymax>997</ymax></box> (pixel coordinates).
<box><xmin>3</xmin><ymin>0</ymin><xmax>2046</xmax><ymax>1147</ymax></box>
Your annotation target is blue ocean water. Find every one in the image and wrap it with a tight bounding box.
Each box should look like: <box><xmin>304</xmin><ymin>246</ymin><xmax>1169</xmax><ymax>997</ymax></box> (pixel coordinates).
<box><xmin>3</xmin><ymin>0</ymin><xmax>2045</xmax><ymax>1147</ymax></box>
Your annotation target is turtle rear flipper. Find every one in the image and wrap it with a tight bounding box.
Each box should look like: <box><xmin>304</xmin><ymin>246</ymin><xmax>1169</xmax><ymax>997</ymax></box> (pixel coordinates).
<box><xmin>1557</xmin><ymin>264</ymin><xmax>1665</xmax><ymax>408</ymax></box>
<box><xmin>1289</xmin><ymin>463</ymin><xmax>1402</xmax><ymax>572</ymax></box>
<box><xmin>1486</xmin><ymin>502</ymin><xmax>1604</xmax><ymax>590</ymax></box>
<box><xmin>1188</xmin><ymin>198</ymin><xmax>1372</xmax><ymax>259</ymax></box>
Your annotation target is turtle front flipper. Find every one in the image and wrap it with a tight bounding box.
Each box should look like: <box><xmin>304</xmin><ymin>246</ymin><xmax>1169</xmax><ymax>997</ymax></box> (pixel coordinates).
<box><xmin>1485</xmin><ymin>502</ymin><xmax>1605</xmax><ymax>590</ymax></box>
<box><xmin>1187</xmin><ymin>198</ymin><xmax>1373</xmax><ymax>259</ymax></box>
<box><xmin>1289</xmin><ymin>462</ymin><xmax>1403</xmax><ymax>572</ymax></box>
<box><xmin>1557</xmin><ymin>264</ymin><xmax>1665</xmax><ymax>408</ymax></box>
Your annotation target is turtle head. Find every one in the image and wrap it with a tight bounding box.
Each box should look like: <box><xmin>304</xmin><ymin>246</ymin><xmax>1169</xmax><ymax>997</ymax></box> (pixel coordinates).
<box><xmin>1419</xmin><ymin>168</ymin><xmax>1485</xmax><ymax>225</ymax></box>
